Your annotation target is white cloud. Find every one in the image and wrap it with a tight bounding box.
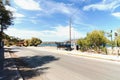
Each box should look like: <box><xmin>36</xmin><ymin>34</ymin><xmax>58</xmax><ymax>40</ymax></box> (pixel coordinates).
<box><xmin>74</xmin><ymin>22</ymin><xmax>97</xmax><ymax>30</ymax></box>
<box><xmin>30</xmin><ymin>20</ymin><xmax>38</xmax><ymax>24</ymax></box>
<box><xmin>13</xmin><ymin>13</ymin><xmax>25</xmax><ymax>18</ymax></box>
<box><xmin>39</xmin><ymin>0</ymin><xmax>79</xmax><ymax>16</ymax></box>
<box><xmin>70</xmin><ymin>0</ymin><xmax>90</xmax><ymax>3</ymax></box>
<box><xmin>37</xmin><ymin>0</ymin><xmax>83</xmax><ymax>25</ymax></box>
<box><xmin>83</xmin><ymin>0</ymin><xmax>120</xmax><ymax>18</ymax></box>
<box><xmin>111</xmin><ymin>12</ymin><xmax>120</xmax><ymax>18</ymax></box>
<box><xmin>13</xmin><ymin>18</ymin><xmax>23</xmax><ymax>24</ymax></box>
<box><xmin>5</xmin><ymin>5</ymin><xmax>17</xmax><ymax>12</ymax></box>
<box><xmin>5</xmin><ymin>5</ymin><xmax>25</xmax><ymax>18</ymax></box>
<box><xmin>12</xmin><ymin>0</ymin><xmax>83</xmax><ymax>24</ymax></box>
<box><xmin>5</xmin><ymin>28</ymin><xmax>45</xmax><ymax>39</ymax></box>
<box><xmin>5</xmin><ymin>26</ymin><xmax>84</xmax><ymax>41</ymax></box>
<box><xmin>83</xmin><ymin>0</ymin><xmax>120</xmax><ymax>11</ymax></box>
<box><xmin>14</xmin><ymin>0</ymin><xmax>42</xmax><ymax>10</ymax></box>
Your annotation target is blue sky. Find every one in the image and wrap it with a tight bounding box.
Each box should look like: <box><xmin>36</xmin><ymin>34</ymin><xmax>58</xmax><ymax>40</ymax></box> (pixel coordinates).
<box><xmin>4</xmin><ymin>0</ymin><xmax>120</xmax><ymax>41</ymax></box>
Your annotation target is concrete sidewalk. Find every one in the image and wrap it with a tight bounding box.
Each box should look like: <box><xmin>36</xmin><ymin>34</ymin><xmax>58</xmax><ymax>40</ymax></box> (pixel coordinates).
<box><xmin>0</xmin><ymin>51</ymin><xmax>23</xmax><ymax>80</ymax></box>
<box><xmin>70</xmin><ymin>50</ymin><xmax>120</xmax><ymax>61</ymax></box>
<box><xmin>27</xmin><ymin>47</ymin><xmax>120</xmax><ymax>62</ymax></box>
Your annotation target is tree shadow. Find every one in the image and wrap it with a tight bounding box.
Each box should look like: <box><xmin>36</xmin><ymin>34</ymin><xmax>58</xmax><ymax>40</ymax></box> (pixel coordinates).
<box><xmin>18</xmin><ymin>55</ymin><xmax>59</xmax><ymax>68</ymax></box>
<box><xmin>4</xmin><ymin>47</ymin><xmax>19</xmax><ymax>53</ymax></box>
<box><xmin>1</xmin><ymin>51</ymin><xmax>59</xmax><ymax>80</ymax></box>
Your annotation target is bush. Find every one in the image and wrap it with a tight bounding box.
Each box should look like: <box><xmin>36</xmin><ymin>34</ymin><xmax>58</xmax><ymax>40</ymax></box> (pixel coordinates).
<box><xmin>77</xmin><ymin>30</ymin><xmax>109</xmax><ymax>53</ymax></box>
<box><xmin>24</xmin><ymin>37</ymin><xmax>42</xmax><ymax>47</ymax></box>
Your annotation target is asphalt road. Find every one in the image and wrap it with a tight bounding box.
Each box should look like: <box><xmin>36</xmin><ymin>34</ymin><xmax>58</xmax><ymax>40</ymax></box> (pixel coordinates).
<box><xmin>13</xmin><ymin>47</ymin><xmax>120</xmax><ymax>80</ymax></box>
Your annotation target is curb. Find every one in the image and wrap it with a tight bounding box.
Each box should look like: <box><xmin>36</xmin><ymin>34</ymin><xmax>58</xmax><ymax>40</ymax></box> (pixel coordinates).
<box><xmin>29</xmin><ymin>47</ymin><xmax>120</xmax><ymax>62</ymax></box>
<box><xmin>70</xmin><ymin>53</ymin><xmax>120</xmax><ymax>62</ymax></box>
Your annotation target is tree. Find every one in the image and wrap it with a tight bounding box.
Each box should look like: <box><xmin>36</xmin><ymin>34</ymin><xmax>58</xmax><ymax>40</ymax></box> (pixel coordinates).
<box><xmin>115</xmin><ymin>29</ymin><xmax>120</xmax><ymax>47</ymax></box>
<box><xmin>86</xmin><ymin>30</ymin><xmax>108</xmax><ymax>50</ymax></box>
<box><xmin>77</xmin><ymin>38</ymin><xmax>89</xmax><ymax>51</ymax></box>
<box><xmin>0</xmin><ymin>0</ymin><xmax>13</xmax><ymax>47</ymax></box>
<box><xmin>115</xmin><ymin>36</ymin><xmax>120</xmax><ymax>47</ymax></box>
<box><xmin>24</xmin><ymin>39</ymin><xmax>30</xmax><ymax>47</ymax></box>
<box><xmin>29</xmin><ymin>37</ymin><xmax>42</xmax><ymax>46</ymax></box>
<box><xmin>0</xmin><ymin>0</ymin><xmax>13</xmax><ymax>70</ymax></box>
<box><xmin>77</xmin><ymin>30</ymin><xmax>109</xmax><ymax>53</ymax></box>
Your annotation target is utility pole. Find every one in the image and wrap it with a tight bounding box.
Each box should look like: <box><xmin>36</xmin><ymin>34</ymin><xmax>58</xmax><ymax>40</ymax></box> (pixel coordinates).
<box><xmin>69</xmin><ymin>17</ymin><xmax>72</xmax><ymax>50</ymax></box>
<box><xmin>68</xmin><ymin>8</ymin><xmax>80</xmax><ymax>51</ymax></box>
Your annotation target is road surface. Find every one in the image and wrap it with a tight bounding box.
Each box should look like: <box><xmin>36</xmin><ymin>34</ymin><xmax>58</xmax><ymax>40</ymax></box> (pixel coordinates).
<box><xmin>11</xmin><ymin>47</ymin><xmax>120</xmax><ymax>80</ymax></box>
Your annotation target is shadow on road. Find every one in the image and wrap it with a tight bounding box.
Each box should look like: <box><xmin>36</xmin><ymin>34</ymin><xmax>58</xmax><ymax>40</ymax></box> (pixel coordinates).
<box><xmin>14</xmin><ymin>55</ymin><xmax>59</xmax><ymax>79</ymax></box>
<box><xmin>1</xmin><ymin>47</ymin><xmax>60</xmax><ymax>80</ymax></box>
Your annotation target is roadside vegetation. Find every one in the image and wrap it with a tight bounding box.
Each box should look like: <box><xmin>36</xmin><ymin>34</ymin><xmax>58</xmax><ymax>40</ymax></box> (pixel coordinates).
<box><xmin>24</xmin><ymin>37</ymin><xmax>42</xmax><ymax>47</ymax></box>
<box><xmin>3</xmin><ymin>33</ymin><xmax>42</xmax><ymax>47</ymax></box>
<box><xmin>77</xmin><ymin>30</ymin><xmax>120</xmax><ymax>54</ymax></box>
<box><xmin>0</xmin><ymin>0</ymin><xmax>13</xmax><ymax>46</ymax></box>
